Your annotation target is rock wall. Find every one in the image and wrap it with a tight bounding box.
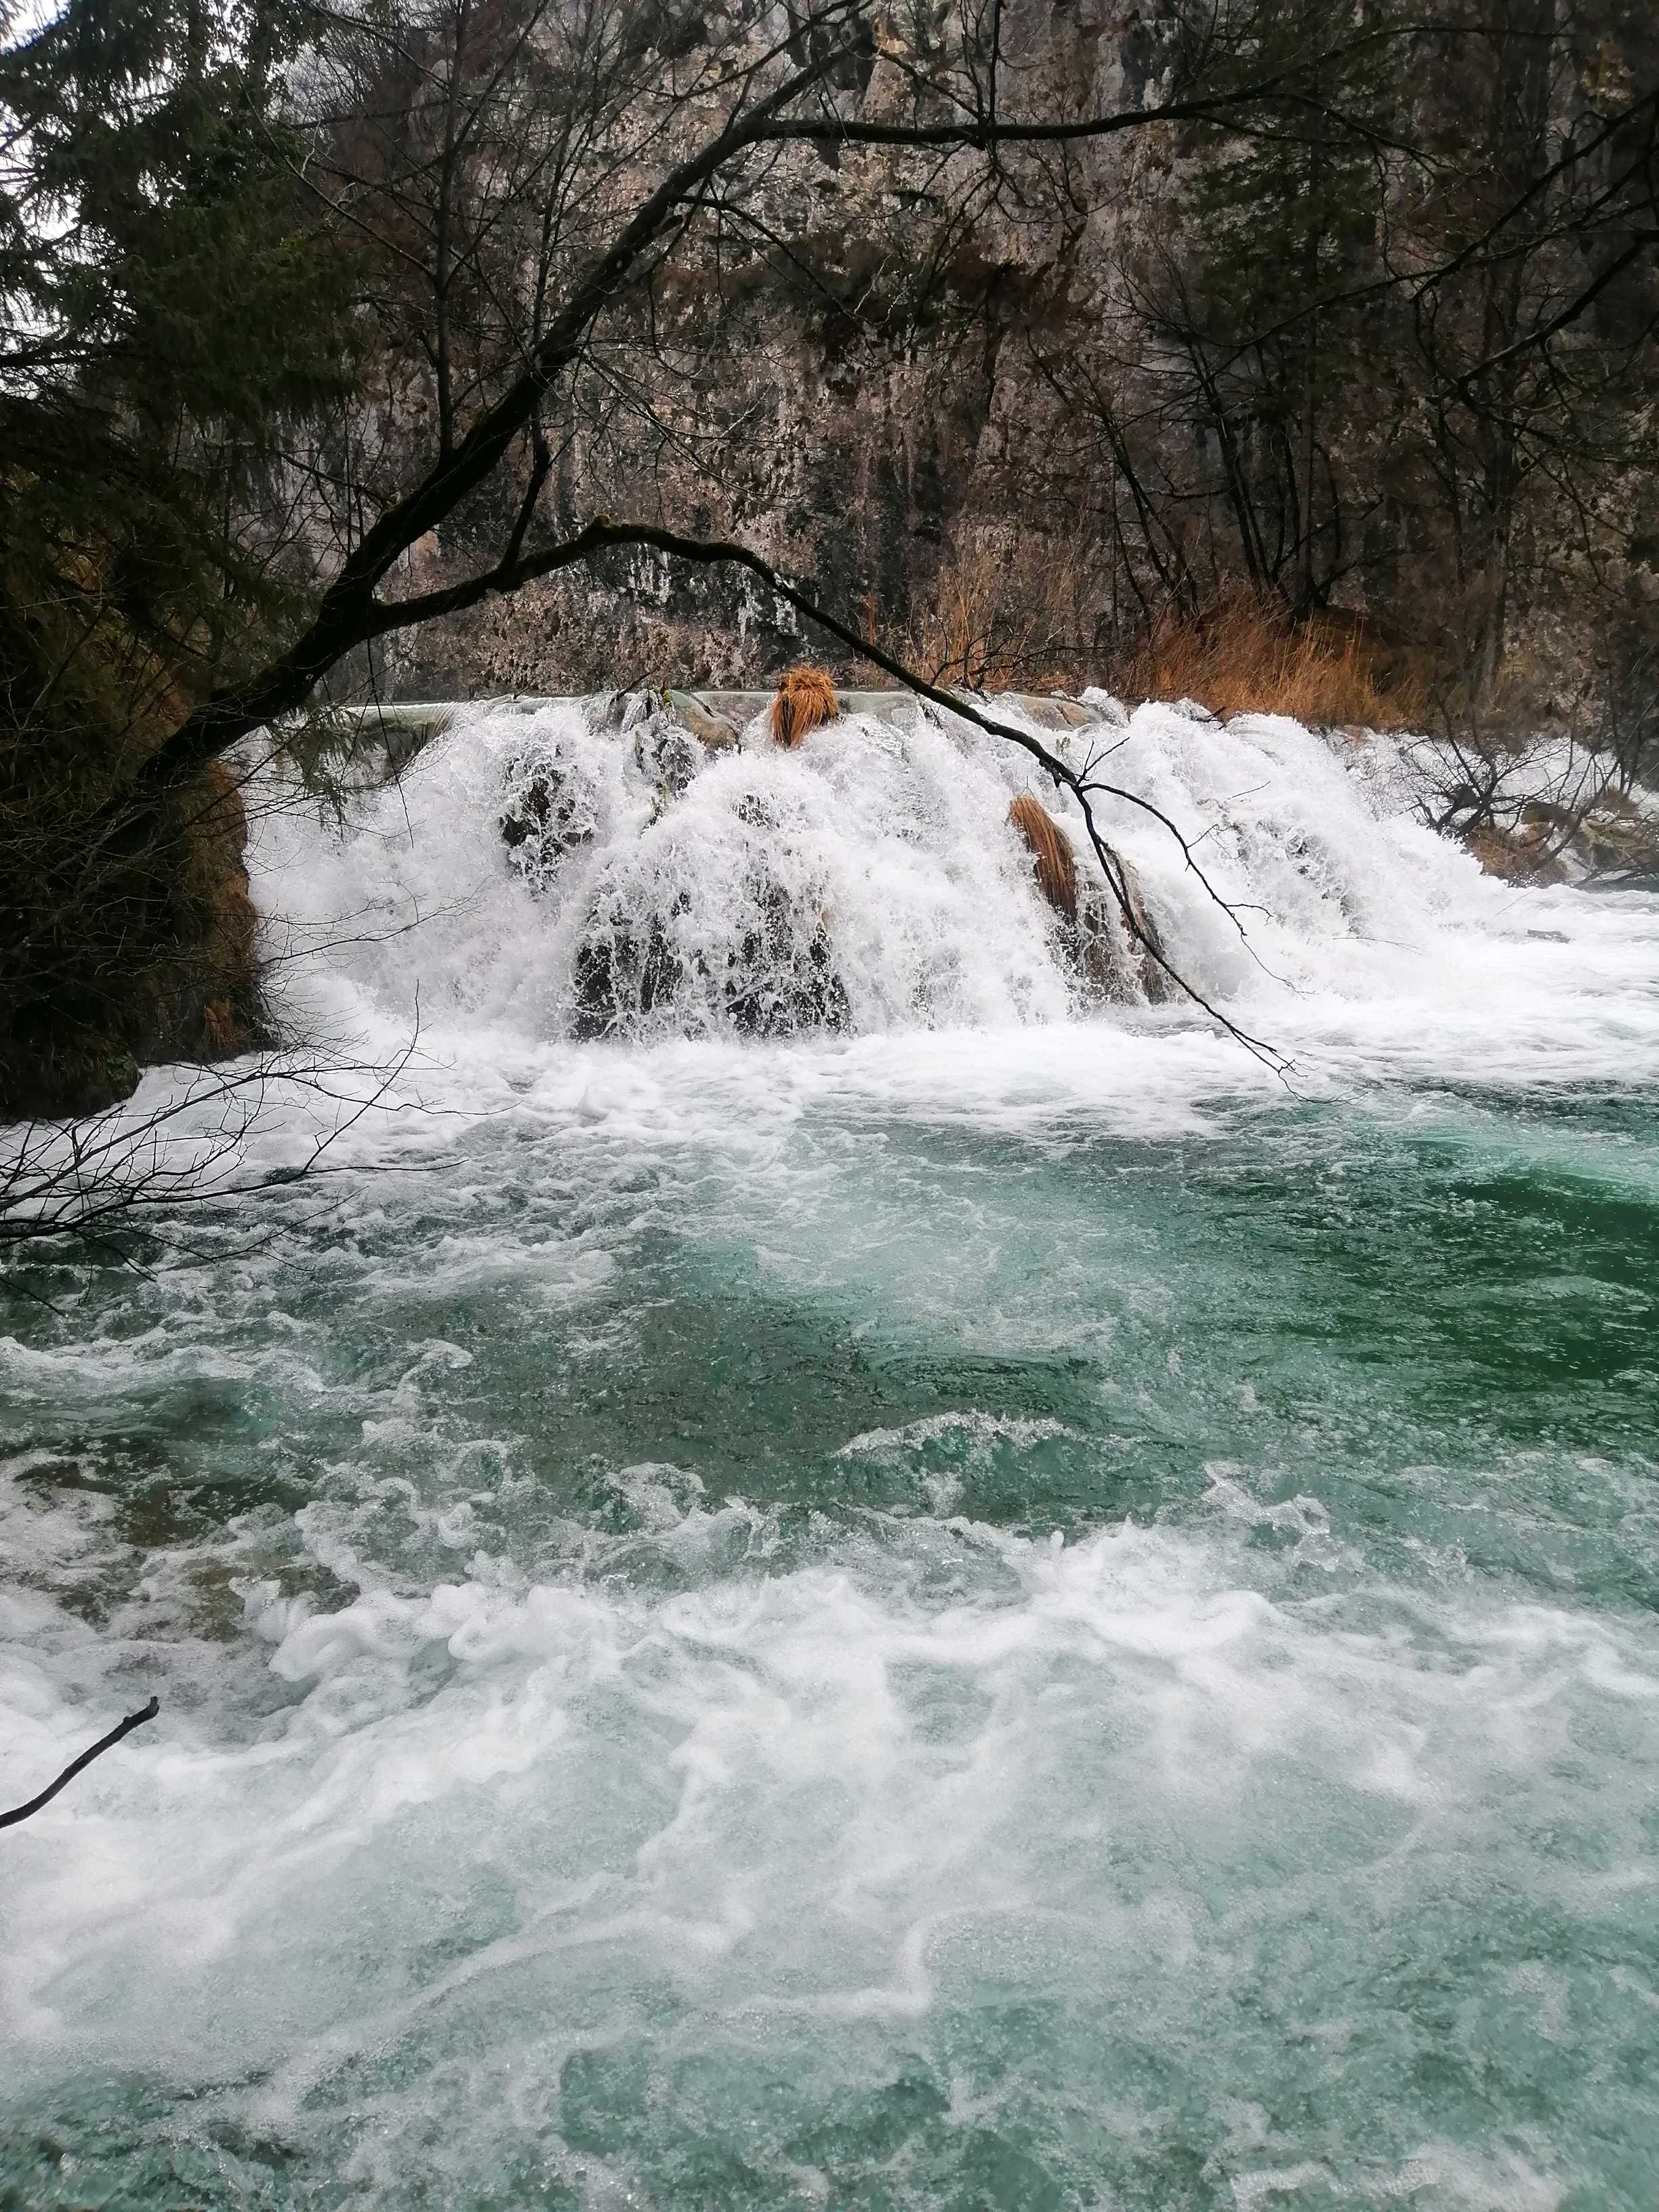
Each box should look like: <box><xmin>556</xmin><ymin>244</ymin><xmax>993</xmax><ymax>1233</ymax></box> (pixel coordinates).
<box><xmin>350</xmin><ymin>0</ymin><xmax>1655</xmax><ymax>719</ymax></box>
<box><xmin>369</xmin><ymin>1</ymin><xmax>1152</xmax><ymax>702</ymax></box>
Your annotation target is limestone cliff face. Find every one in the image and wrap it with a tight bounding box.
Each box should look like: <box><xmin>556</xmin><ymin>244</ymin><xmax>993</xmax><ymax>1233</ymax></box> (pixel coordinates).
<box><xmin>373</xmin><ymin>1</ymin><xmax>1160</xmax><ymax>701</ymax></box>
<box><xmin>354</xmin><ymin>0</ymin><xmax>1654</xmax><ymax>715</ymax></box>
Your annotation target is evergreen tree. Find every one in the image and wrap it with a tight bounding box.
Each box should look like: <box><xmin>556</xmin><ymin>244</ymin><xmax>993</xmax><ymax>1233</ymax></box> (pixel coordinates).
<box><xmin>0</xmin><ymin>0</ymin><xmax>357</xmax><ymax>1114</ymax></box>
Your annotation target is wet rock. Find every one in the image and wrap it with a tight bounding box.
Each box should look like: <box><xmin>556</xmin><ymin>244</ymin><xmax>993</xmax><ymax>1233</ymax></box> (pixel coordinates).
<box><xmin>724</xmin><ymin>873</ymin><xmax>850</xmax><ymax>1037</ymax></box>
<box><xmin>1464</xmin><ymin>823</ymin><xmax>1570</xmax><ymax>886</ymax></box>
<box><xmin>1008</xmin><ymin>792</ymin><xmax>1170</xmax><ymax>1003</ymax></box>
<box><xmin>1572</xmin><ymin>791</ymin><xmax>1659</xmax><ymax>884</ymax></box>
<box><xmin>1071</xmin><ymin>853</ymin><xmax>1174</xmax><ymax>1004</ymax></box>
<box><xmin>616</xmin><ymin>691</ymin><xmax>743</xmax><ymax>806</ymax></box>
<box><xmin>632</xmin><ymin>712</ymin><xmax>703</xmax><ymax>800</ymax></box>
<box><xmin>586</xmin><ymin>689</ymin><xmax>634</xmax><ymax>730</ymax></box>
<box><xmin>571</xmin><ymin>856</ymin><xmax>848</xmax><ymax>1041</ymax></box>
<box><xmin>664</xmin><ymin>691</ymin><xmax>741</xmax><ymax>754</ymax></box>
<box><xmin>1079</xmin><ymin>689</ymin><xmax>1131</xmax><ymax>729</ymax></box>
<box><xmin>1168</xmin><ymin>697</ymin><xmax>1221</xmax><ymax>726</ymax></box>
<box><xmin>499</xmin><ymin>748</ymin><xmax>600</xmax><ymax>888</ymax></box>
<box><xmin>837</xmin><ymin>690</ymin><xmax>921</xmax><ymax>722</ymax></box>
<box><xmin>1117</xmin><ymin>852</ymin><xmax>1176</xmax><ymax>1003</ymax></box>
<box><xmin>572</xmin><ymin>901</ymin><xmax>689</xmax><ymax>1037</ymax></box>
<box><xmin>1008</xmin><ymin>695</ymin><xmax>1099</xmax><ymax>732</ymax></box>
<box><xmin>683</xmin><ymin>689</ymin><xmax>764</xmax><ymax>726</ymax></box>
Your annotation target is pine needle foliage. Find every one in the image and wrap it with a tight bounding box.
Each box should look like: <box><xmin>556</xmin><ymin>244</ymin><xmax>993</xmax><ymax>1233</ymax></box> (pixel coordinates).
<box><xmin>0</xmin><ymin>0</ymin><xmax>359</xmax><ymax>1115</ymax></box>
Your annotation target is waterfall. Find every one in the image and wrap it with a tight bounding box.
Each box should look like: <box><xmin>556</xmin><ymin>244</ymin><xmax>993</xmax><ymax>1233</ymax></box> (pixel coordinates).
<box><xmin>250</xmin><ymin>689</ymin><xmax>1519</xmax><ymax>1059</ymax></box>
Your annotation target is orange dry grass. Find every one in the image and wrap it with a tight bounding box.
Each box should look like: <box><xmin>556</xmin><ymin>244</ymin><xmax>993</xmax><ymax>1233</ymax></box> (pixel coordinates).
<box><xmin>1008</xmin><ymin>795</ymin><xmax>1078</xmax><ymax>920</ymax></box>
<box><xmin>771</xmin><ymin>664</ymin><xmax>840</xmax><ymax>747</ymax></box>
<box><xmin>1113</xmin><ymin>591</ymin><xmax>1425</xmax><ymax>729</ymax></box>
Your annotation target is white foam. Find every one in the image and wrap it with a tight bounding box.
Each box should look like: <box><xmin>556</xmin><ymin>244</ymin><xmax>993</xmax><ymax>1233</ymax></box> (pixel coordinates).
<box><xmin>239</xmin><ymin>695</ymin><xmax>1659</xmax><ymax>1136</ymax></box>
<box><xmin>3</xmin><ymin>1488</ymin><xmax>1654</xmax><ymax>2201</ymax></box>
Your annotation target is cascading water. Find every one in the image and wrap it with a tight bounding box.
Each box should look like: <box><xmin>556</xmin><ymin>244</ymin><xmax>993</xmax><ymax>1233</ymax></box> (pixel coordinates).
<box><xmin>253</xmin><ymin>691</ymin><xmax>1515</xmax><ymax>1053</ymax></box>
<box><xmin>4</xmin><ymin>693</ymin><xmax>1659</xmax><ymax>2209</ymax></box>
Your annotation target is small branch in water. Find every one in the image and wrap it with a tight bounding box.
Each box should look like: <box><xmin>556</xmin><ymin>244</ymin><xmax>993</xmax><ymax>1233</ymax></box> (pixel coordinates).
<box><xmin>0</xmin><ymin>1697</ymin><xmax>159</xmax><ymax>1830</ymax></box>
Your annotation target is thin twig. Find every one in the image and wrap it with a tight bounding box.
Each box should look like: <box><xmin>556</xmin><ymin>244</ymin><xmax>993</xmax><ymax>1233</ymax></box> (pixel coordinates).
<box><xmin>0</xmin><ymin>1698</ymin><xmax>160</xmax><ymax>1830</ymax></box>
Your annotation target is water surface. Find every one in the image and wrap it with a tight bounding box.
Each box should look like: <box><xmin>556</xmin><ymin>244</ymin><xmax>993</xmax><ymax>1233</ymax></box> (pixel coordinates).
<box><xmin>4</xmin><ymin>700</ymin><xmax>1658</xmax><ymax>2209</ymax></box>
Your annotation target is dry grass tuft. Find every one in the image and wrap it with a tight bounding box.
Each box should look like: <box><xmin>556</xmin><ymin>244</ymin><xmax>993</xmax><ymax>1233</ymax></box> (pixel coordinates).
<box><xmin>893</xmin><ymin>544</ymin><xmax>1425</xmax><ymax>726</ymax></box>
<box><xmin>1111</xmin><ymin>588</ymin><xmax>1426</xmax><ymax>730</ymax></box>
<box><xmin>771</xmin><ymin>664</ymin><xmax>840</xmax><ymax>747</ymax></box>
<box><xmin>1008</xmin><ymin>794</ymin><xmax>1078</xmax><ymax>920</ymax></box>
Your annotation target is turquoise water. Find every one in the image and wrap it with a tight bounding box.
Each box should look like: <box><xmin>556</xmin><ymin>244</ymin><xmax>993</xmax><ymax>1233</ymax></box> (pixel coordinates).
<box><xmin>4</xmin><ymin>701</ymin><xmax>1659</xmax><ymax>2208</ymax></box>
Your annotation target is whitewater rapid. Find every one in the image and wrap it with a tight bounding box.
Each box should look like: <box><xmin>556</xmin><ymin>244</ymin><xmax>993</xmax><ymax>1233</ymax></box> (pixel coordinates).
<box><xmin>4</xmin><ymin>694</ymin><xmax>1659</xmax><ymax>2208</ymax></box>
<box><xmin>241</xmin><ymin>689</ymin><xmax>1659</xmax><ymax>1099</ymax></box>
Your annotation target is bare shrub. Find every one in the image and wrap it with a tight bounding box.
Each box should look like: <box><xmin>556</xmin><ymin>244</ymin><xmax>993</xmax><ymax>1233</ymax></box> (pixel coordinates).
<box><xmin>892</xmin><ymin>533</ymin><xmax>1089</xmax><ymax>695</ymax></box>
<box><xmin>0</xmin><ymin>1031</ymin><xmax>424</xmax><ymax>1280</ymax></box>
<box><xmin>1395</xmin><ymin>653</ymin><xmax>1622</xmax><ymax>881</ymax></box>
